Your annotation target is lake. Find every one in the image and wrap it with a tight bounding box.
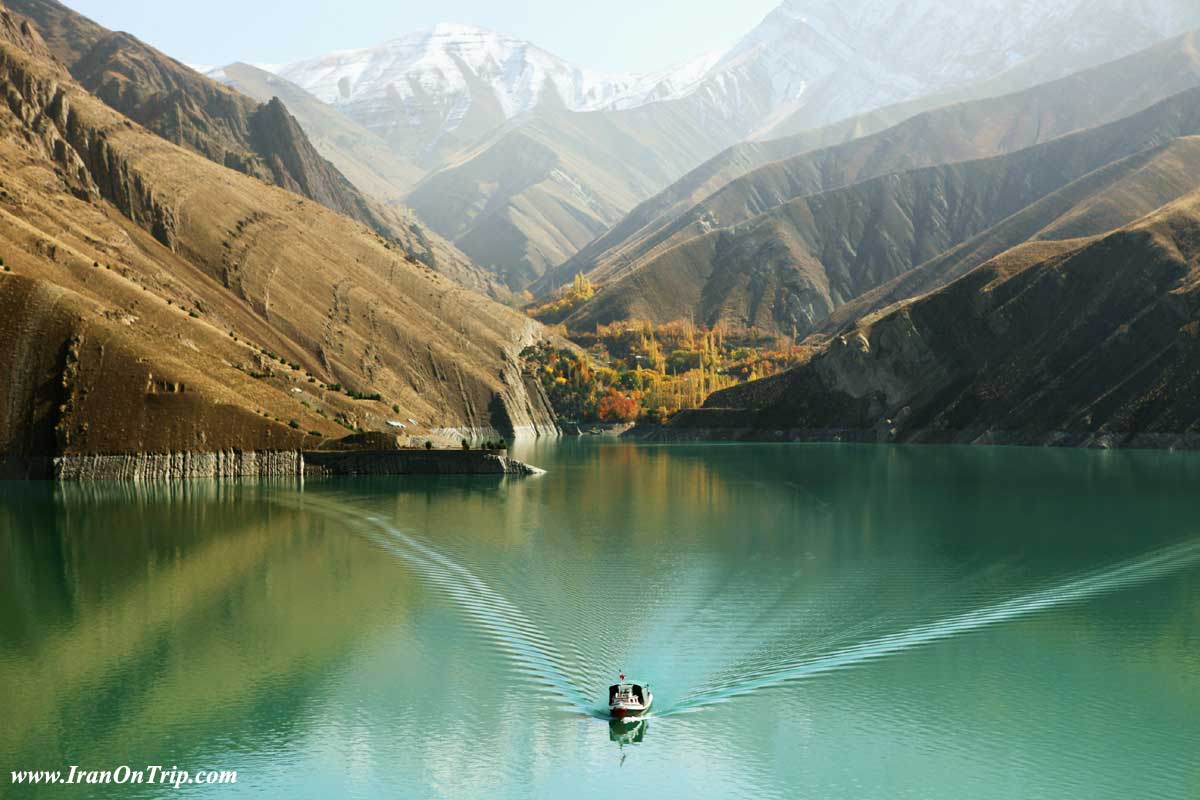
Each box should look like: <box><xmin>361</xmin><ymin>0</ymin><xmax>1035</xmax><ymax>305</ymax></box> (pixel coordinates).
<box><xmin>3</xmin><ymin>442</ymin><xmax>1199</xmax><ymax>798</ymax></box>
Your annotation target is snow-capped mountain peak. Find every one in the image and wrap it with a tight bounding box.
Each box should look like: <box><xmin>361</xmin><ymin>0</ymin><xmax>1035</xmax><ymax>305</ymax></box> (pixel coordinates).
<box><xmin>263</xmin><ymin>0</ymin><xmax>1200</xmax><ymax>163</ymax></box>
<box><xmin>279</xmin><ymin>24</ymin><xmax>628</xmax><ymax>119</ymax></box>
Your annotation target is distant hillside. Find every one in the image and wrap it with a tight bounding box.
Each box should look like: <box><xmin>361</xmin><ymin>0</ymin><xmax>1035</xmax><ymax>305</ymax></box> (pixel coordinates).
<box><xmin>0</xmin><ymin>3</ymin><xmax>559</xmax><ymax>472</ymax></box>
<box><xmin>265</xmin><ymin>0</ymin><xmax>1200</xmax><ymax>290</ymax></box>
<box><xmin>675</xmin><ymin>191</ymin><xmax>1200</xmax><ymax>449</ymax></box>
<box><xmin>211</xmin><ymin>62</ymin><xmax>425</xmax><ymax>201</ymax></box>
<box><xmin>550</xmin><ymin>30</ymin><xmax>1200</xmax><ymax>297</ymax></box>
<box><xmin>404</xmin><ymin>101</ymin><xmax>749</xmax><ymax>289</ymax></box>
<box><xmin>821</xmin><ymin>137</ymin><xmax>1200</xmax><ymax>337</ymax></box>
<box><xmin>564</xmin><ymin>86</ymin><xmax>1200</xmax><ymax>338</ymax></box>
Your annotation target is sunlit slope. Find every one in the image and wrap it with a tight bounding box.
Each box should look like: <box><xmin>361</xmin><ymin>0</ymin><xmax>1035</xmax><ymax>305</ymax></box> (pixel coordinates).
<box><xmin>0</xmin><ymin>6</ymin><xmax>558</xmax><ymax>467</ymax></box>
<box><xmin>5</xmin><ymin>0</ymin><xmax>514</xmax><ymax>299</ymax></box>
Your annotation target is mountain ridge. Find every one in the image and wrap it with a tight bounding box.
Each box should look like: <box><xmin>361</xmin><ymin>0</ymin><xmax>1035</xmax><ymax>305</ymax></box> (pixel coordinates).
<box><xmin>562</xmin><ymin>83</ymin><xmax>1200</xmax><ymax>338</ymax></box>
<box><xmin>672</xmin><ymin>190</ymin><xmax>1200</xmax><ymax>448</ymax></box>
<box><xmin>550</xmin><ymin>29</ymin><xmax>1200</xmax><ymax>298</ymax></box>
<box><xmin>0</xmin><ymin>2</ymin><xmax>560</xmax><ymax>473</ymax></box>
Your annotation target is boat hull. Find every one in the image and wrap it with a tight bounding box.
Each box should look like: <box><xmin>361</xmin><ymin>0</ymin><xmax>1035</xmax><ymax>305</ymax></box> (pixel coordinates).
<box><xmin>610</xmin><ymin>695</ymin><xmax>652</xmax><ymax>720</ymax></box>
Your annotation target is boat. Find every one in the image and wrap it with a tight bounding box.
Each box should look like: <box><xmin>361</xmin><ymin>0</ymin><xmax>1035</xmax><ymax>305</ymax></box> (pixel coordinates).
<box><xmin>608</xmin><ymin>675</ymin><xmax>652</xmax><ymax>719</ymax></box>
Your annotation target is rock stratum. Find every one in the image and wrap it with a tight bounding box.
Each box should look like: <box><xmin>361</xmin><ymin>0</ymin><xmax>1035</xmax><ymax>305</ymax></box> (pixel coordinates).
<box><xmin>0</xmin><ymin>2</ymin><xmax>560</xmax><ymax>477</ymax></box>
<box><xmin>6</xmin><ymin>0</ymin><xmax>510</xmax><ymax>300</ymax></box>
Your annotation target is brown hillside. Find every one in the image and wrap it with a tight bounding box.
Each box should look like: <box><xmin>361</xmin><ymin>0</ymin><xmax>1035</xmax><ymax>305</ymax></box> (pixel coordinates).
<box><xmin>6</xmin><ymin>0</ymin><xmax>511</xmax><ymax>300</ymax></box>
<box><xmin>566</xmin><ymin>87</ymin><xmax>1200</xmax><ymax>337</ymax></box>
<box><xmin>0</xmin><ymin>4</ymin><xmax>559</xmax><ymax>471</ymax></box>
<box><xmin>682</xmin><ymin>193</ymin><xmax>1200</xmax><ymax>448</ymax></box>
<box><xmin>550</xmin><ymin>31</ymin><xmax>1200</xmax><ymax>296</ymax></box>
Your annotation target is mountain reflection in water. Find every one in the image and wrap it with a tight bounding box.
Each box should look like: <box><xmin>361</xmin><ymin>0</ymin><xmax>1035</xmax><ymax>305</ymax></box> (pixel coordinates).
<box><xmin>1</xmin><ymin>442</ymin><xmax>1198</xmax><ymax>799</ymax></box>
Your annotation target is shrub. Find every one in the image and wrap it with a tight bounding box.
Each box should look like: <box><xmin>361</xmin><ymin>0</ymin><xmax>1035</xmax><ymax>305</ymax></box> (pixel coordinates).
<box><xmin>392</xmin><ymin>404</ymin><xmax>401</xmax><ymax>413</ymax></box>
<box><xmin>425</xmin><ymin>441</ymin><xmax>433</xmax><ymax>450</ymax></box>
<box><xmin>309</xmin><ymin>430</ymin><xmax>322</xmax><ymax>437</ymax></box>
<box><xmin>288</xmin><ymin>419</ymin><xmax>300</xmax><ymax>429</ymax></box>
<box><xmin>188</xmin><ymin>311</ymin><xmax>199</xmax><ymax>318</ymax></box>
<box><xmin>461</xmin><ymin>439</ymin><xmax>470</xmax><ymax>450</ymax></box>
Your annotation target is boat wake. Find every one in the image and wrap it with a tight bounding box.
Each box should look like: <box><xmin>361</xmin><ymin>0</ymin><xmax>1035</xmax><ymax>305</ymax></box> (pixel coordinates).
<box><xmin>294</xmin><ymin>493</ymin><xmax>1200</xmax><ymax>721</ymax></box>
<box><xmin>662</xmin><ymin>538</ymin><xmax>1200</xmax><ymax>716</ymax></box>
<box><xmin>295</xmin><ymin>495</ymin><xmax>603</xmax><ymax>716</ymax></box>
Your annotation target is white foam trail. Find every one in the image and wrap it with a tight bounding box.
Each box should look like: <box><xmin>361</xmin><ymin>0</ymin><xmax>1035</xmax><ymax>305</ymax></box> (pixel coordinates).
<box><xmin>285</xmin><ymin>494</ymin><xmax>600</xmax><ymax>713</ymax></box>
<box><xmin>666</xmin><ymin>538</ymin><xmax>1200</xmax><ymax>715</ymax></box>
<box><xmin>361</xmin><ymin>518</ymin><xmax>597</xmax><ymax>713</ymax></box>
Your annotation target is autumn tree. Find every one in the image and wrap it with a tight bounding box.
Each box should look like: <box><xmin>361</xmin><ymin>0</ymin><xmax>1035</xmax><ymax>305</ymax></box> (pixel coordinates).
<box><xmin>596</xmin><ymin>388</ymin><xmax>641</xmax><ymax>423</ymax></box>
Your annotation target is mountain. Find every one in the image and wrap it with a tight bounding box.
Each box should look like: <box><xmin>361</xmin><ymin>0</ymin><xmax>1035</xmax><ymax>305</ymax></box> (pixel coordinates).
<box><xmin>402</xmin><ymin>101</ymin><xmax>750</xmax><ymax>288</ymax></box>
<box><xmin>263</xmin><ymin>0</ymin><xmax>1200</xmax><ymax>288</ymax></box>
<box><xmin>209</xmin><ymin>62</ymin><xmax>424</xmax><ymax>201</ymax></box>
<box><xmin>821</xmin><ymin>136</ymin><xmax>1200</xmax><ymax>337</ymax></box>
<box><xmin>205</xmin><ymin>62</ymin><xmax>509</xmax><ymax>300</ymax></box>
<box><xmin>278</xmin><ymin>2</ymin><xmax>1200</xmax><ymax>169</ymax></box>
<box><xmin>8</xmin><ymin>0</ymin><xmax>388</xmax><ymax>229</ymax></box>
<box><xmin>673</xmin><ymin>190</ymin><xmax>1200</xmax><ymax>449</ymax></box>
<box><xmin>563</xmin><ymin>85</ymin><xmax>1200</xmax><ymax>337</ymax></box>
<box><xmin>274</xmin><ymin>23</ymin><xmax>721</xmax><ymax>168</ymax></box>
<box><xmin>744</xmin><ymin>0</ymin><xmax>1200</xmax><ymax>140</ymax></box>
<box><xmin>7</xmin><ymin>0</ymin><xmax>511</xmax><ymax>300</ymax></box>
<box><xmin>551</xmin><ymin>30</ymin><xmax>1200</xmax><ymax>297</ymax></box>
<box><xmin>0</xmin><ymin>2</ymin><xmax>559</xmax><ymax>474</ymax></box>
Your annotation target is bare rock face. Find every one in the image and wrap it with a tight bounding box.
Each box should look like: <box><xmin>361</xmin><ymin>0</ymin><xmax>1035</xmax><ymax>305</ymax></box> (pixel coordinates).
<box><xmin>5</xmin><ymin>0</ymin><xmax>472</xmax><ymax>272</ymax></box>
<box><xmin>53</xmin><ymin>450</ymin><xmax>304</xmax><ymax>480</ymax></box>
<box><xmin>677</xmin><ymin>196</ymin><xmax>1200</xmax><ymax>448</ymax></box>
<box><xmin>0</xmin><ymin>8</ymin><xmax>562</xmax><ymax>476</ymax></box>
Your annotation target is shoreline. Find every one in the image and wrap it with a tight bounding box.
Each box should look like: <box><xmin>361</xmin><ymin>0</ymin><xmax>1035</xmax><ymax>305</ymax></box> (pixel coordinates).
<box><xmin>627</xmin><ymin>419</ymin><xmax>1200</xmax><ymax>452</ymax></box>
<box><xmin>0</xmin><ymin>449</ymin><xmax>545</xmax><ymax>481</ymax></box>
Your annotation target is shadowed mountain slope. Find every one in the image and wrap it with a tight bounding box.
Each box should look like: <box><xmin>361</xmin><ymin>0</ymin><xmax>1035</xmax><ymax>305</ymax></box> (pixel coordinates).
<box><xmin>548</xmin><ymin>31</ymin><xmax>1200</xmax><ymax>296</ymax></box>
<box><xmin>678</xmin><ymin>192</ymin><xmax>1200</xmax><ymax>449</ymax></box>
<box><xmin>821</xmin><ymin>137</ymin><xmax>1200</xmax><ymax>337</ymax></box>
<box><xmin>564</xmin><ymin>86</ymin><xmax>1200</xmax><ymax>337</ymax></box>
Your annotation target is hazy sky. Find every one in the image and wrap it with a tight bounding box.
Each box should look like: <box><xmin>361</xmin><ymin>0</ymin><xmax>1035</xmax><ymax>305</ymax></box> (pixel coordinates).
<box><xmin>63</xmin><ymin>0</ymin><xmax>781</xmax><ymax>73</ymax></box>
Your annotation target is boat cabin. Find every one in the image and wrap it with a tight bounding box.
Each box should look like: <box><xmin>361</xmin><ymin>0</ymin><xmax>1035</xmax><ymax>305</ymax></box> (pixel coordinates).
<box><xmin>609</xmin><ymin>682</ymin><xmax>646</xmax><ymax>706</ymax></box>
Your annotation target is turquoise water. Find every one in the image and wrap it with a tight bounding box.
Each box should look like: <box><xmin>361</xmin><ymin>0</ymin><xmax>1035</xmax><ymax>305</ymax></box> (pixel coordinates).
<box><xmin>3</xmin><ymin>442</ymin><xmax>1199</xmax><ymax>798</ymax></box>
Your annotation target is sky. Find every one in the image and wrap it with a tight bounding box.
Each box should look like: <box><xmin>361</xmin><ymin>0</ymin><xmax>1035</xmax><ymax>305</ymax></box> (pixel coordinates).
<box><xmin>62</xmin><ymin>0</ymin><xmax>781</xmax><ymax>73</ymax></box>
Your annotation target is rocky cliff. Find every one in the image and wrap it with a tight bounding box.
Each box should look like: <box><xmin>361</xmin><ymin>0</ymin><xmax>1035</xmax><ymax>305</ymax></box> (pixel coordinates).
<box><xmin>3</xmin><ymin>0</ymin><xmax>512</xmax><ymax>302</ymax></box>
<box><xmin>0</xmin><ymin>5</ymin><xmax>560</xmax><ymax>475</ymax></box>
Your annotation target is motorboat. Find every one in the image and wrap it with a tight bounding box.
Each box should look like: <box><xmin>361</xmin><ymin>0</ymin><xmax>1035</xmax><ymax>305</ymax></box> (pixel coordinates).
<box><xmin>608</xmin><ymin>675</ymin><xmax>652</xmax><ymax>719</ymax></box>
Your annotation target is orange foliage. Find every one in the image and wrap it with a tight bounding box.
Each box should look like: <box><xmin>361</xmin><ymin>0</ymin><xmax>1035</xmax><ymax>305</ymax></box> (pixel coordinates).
<box><xmin>596</xmin><ymin>388</ymin><xmax>641</xmax><ymax>423</ymax></box>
